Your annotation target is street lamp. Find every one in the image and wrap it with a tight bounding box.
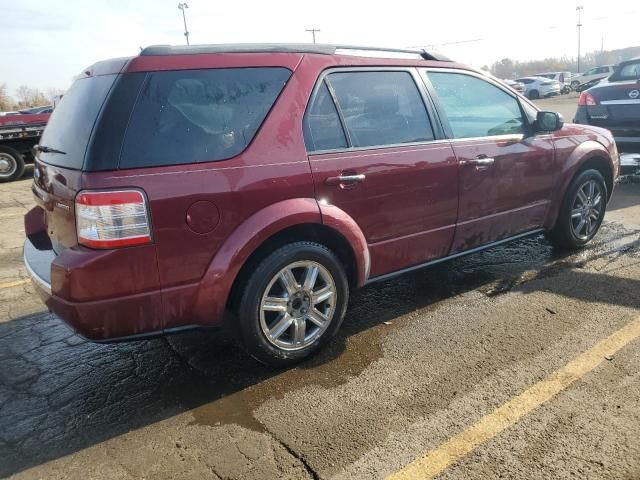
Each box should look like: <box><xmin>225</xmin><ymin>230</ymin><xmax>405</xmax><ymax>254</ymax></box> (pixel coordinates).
<box><xmin>576</xmin><ymin>5</ymin><xmax>584</xmax><ymax>73</ymax></box>
<box><xmin>178</xmin><ymin>3</ymin><xmax>190</xmax><ymax>46</ymax></box>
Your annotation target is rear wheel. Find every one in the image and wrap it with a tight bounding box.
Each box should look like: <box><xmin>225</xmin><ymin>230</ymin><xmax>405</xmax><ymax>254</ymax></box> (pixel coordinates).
<box><xmin>545</xmin><ymin>169</ymin><xmax>607</xmax><ymax>249</ymax></box>
<box><xmin>0</xmin><ymin>146</ymin><xmax>25</xmax><ymax>183</ymax></box>
<box><xmin>236</xmin><ymin>242</ymin><xmax>349</xmax><ymax>367</ymax></box>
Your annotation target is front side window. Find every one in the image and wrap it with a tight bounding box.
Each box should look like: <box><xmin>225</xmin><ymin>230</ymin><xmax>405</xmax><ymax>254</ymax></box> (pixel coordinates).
<box><xmin>120</xmin><ymin>67</ymin><xmax>291</xmax><ymax>168</ymax></box>
<box><xmin>427</xmin><ymin>71</ymin><xmax>524</xmax><ymax>139</ymax></box>
<box><xmin>326</xmin><ymin>71</ymin><xmax>434</xmax><ymax>148</ymax></box>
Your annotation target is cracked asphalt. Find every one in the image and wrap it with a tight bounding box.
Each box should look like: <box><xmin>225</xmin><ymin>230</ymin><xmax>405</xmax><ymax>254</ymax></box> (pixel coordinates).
<box><xmin>1</xmin><ymin>162</ymin><xmax>640</xmax><ymax>477</ymax></box>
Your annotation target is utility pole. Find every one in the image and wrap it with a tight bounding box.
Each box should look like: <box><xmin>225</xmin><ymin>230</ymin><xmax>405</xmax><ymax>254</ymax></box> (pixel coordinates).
<box><xmin>305</xmin><ymin>28</ymin><xmax>320</xmax><ymax>44</ymax></box>
<box><xmin>576</xmin><ymin>5</ymin><xmax>584</xmax><ymax>72</ymax></box>
<box><xmin>178</xmin><ymin>3</ymin><xmax>190</xmax><ymax>45</ymax></box>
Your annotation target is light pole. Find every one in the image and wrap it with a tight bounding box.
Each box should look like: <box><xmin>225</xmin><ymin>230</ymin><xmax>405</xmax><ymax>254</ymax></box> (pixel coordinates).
<box><xmin>178</xmin><ymin>3</ymin><xmax>190</xmax><ymax>46</ymax></box>
<box><xmin>305</xmin><ymin>28</ymin><xmax>320</xmax><ymax>44</ymax></box>
<box><xmin>576</xmin><ymin>5</ymin><xmax>584</xmax><ymax>72</ymax></box>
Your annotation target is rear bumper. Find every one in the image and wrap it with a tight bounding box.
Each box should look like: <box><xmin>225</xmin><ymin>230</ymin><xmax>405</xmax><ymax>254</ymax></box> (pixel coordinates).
<box><xmin>23</xmin><ymin>236</ymin><xmax>165</xmax><ymax>341</ymax></box>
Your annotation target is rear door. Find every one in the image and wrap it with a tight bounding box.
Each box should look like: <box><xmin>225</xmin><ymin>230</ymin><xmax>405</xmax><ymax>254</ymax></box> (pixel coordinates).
<box><xmin>304</xmin><ymin>68</ymin><xmax>458</xmax><ymax>278</ymax></box>
<box><xmin>423</xmin><ymin>69</ymin><xmax>556</xmax><ymax>253</ymax></box>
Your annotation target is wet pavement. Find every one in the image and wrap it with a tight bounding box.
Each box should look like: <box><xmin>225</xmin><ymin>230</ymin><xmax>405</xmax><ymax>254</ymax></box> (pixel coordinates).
<box><xmin>1</xmin><ymin>171</ymin><xmax>639</xmax><ymax>479</ymax></box>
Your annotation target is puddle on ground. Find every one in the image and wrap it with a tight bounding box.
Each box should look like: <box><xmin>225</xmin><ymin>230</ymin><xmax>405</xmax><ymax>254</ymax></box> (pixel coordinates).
<box><xmin>189</xmin><ymin>320</ymin><xmax>396</xmax><ymax>432</ymax></box>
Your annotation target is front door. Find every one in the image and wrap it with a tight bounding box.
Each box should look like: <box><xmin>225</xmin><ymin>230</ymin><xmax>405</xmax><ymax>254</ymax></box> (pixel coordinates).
<box><xmin>423</xmin><ymin>70</ymin><xmax>556</xmax><ymax>253</ymax></box>
<box><xmin>304</xmin><ymin>69</ymin><xmax>459</xmax><ymax>278</ymax></box>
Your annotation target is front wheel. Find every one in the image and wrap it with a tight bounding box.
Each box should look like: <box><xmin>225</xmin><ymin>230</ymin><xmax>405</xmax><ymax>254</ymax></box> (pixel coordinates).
<box><xmin>528</xmin><ymin>89</ymin><xmax>540</xmax><ymax>100</ymax></box>
<box><xmin>545</xmin><ymin>169</ymin><xmax>607</xmax><ymax>249</ymax></box>
<box><xmin>236</xmin><ymin>242</ymin><xmax>349</xmax><ymax>367</ymax></box>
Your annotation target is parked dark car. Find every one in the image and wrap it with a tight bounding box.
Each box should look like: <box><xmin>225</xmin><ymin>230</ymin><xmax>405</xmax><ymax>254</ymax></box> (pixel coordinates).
<box><xmin>24</xmin><ymin>44</ymin><xmax>619</xmax><ymax>365</ymax></box>
<box><xmin>574</xmin><ymin>57</ymin><xmax>640</xmax><ymax>174</ymax></box>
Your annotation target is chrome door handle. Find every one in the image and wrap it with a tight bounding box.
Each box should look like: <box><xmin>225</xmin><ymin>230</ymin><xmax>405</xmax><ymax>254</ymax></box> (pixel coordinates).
<box><xmin>325</xmin><ymin>174</ymin><xmax>366</xmax><ymax>186</ymax></box>
<box><xmin>464</xmin><ymin>157</ymin><xmax>495</xmax><ymax>166</ymax></box>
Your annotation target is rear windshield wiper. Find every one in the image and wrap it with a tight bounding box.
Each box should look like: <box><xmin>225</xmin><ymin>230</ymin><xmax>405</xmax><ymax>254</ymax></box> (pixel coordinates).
<box><xmin>35</xmin><ymin>145</ymin><xmax>67</xmax><ymax>155</ymax></box>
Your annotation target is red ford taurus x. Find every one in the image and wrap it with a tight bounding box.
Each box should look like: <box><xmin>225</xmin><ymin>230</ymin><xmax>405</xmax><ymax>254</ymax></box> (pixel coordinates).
<box><xmin>24</xmin><ymin>44</ymin><xmax>619</xmax><ymax>365</ymax></box>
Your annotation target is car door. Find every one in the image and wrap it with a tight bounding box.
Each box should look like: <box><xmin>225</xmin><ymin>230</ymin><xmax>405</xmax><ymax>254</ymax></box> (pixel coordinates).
<box><xmin>304</xmin><ymin>69</ymin><xmax>458</xmax><ymax>278</ymax></box>
<box><xmin>422</xmin><ymin>69</ymin><xmax>557</xmax><ymax>253</ymax></box>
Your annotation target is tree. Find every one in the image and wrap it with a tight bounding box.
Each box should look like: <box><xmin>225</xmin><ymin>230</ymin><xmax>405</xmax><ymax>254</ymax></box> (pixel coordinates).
<box><xmin>0</xmin><ymin>84</ymin><xmax>14</xmax><ymax>111</ymax></box>
<box><xmin>15</xmin><ymin>85</ymin><xmax>48</xmax><ymax>109</ymax></box>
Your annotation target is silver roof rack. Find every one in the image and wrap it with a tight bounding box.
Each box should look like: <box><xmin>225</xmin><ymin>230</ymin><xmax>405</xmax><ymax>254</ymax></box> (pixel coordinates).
<box><xmin>140</xmin><ymin>43</ymin><xmax>451</xmax><ymax>61</ymax></box>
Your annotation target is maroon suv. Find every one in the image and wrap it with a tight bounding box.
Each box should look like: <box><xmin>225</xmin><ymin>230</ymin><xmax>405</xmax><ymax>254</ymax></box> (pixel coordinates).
<box><xmin>24</xmin><ymin>44</ymin><xmax>619</xmax><ymax>365</ymax></box>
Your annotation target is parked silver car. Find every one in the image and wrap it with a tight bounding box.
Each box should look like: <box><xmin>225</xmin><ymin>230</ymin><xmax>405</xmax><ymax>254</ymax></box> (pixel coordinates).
<box><xmin>514</xmin><ymin>76</ymin><xmax>562</xmax><ymax>99</ymax></box>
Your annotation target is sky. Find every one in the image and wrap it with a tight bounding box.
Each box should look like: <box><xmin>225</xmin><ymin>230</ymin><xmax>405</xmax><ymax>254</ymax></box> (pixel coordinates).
<box><xmin>1</xmin><ymin>0</ymin><xmax>639</xmax><ymax>96</ymax></box>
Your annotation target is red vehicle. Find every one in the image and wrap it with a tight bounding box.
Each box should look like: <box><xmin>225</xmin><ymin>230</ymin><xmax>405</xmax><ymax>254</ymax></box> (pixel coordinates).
<box><xmin>24</xmin><ymin>44</ymin><xmax>619</xmax><ymax>365</ymax></box>
<box><xmin>0</xmin><ymin>112</ymin><xmax>51</xmax><ymax>182</ymax></box>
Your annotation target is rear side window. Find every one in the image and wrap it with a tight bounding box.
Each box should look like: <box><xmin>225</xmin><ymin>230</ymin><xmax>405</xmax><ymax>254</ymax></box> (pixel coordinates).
<box><xmin>303</xmin><ymin>82</ymin><xmax>348</xmax><ymax>151</ymax></box>
<box><xmin>327</xmin><ymin>71</ymin><xmax>434</xmax><ymax>148</ymax></box>
<box><xmin>427</xmin><ymin>72</ymin><xmax>524</xmax><ymax>138</ymax></box>
<box><xmin>120</xmin><ymin>67</ymin><xmax>291</xmax><ymax>168</ymax></box>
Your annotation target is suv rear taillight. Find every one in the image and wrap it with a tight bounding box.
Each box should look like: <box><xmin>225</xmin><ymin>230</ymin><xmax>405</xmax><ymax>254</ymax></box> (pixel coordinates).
<box><xmin>578</xmin><ymin>92</ymin><xmax>599</xmax><ymax>106</ymax></box>
<box><xmin>75</xmin><ymin>190</ymin><xmax>152</xmax><ymax>249</ymax></box>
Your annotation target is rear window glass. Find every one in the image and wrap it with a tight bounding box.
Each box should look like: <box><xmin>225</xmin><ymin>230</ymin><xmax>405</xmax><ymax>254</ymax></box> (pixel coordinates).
<box><xmin>327</xmin><ymin>71</ymin><xmax>434</xmax><ymax>148</ymax></box>
<box><xmin>304</xmin><ymin>82</ymin><xmax>348</xmax><ymax>152</ymax></box>
<box><xmin>614</xmin><ymin>61</ymin><xmax>640</xmax><ymax>81</ymax></box>
<box><xmin>38</xmin><ymin>75</ymin><xmax>117</xmax><ymax>169</ymax></box>
<box><xmin>120</xmin><ymin>67</ymin><xmax>291</xmax><ymax>168</ymax></box>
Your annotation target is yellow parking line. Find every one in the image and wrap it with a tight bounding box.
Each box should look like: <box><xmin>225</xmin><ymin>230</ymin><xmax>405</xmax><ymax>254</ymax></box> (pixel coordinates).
<box><xmin>387</xmin><ymin>315</ymin><xmax>640</xmax><ymax>480</ymax></box>
<box><xmin>0</xmin><ymin>279</ymin><xmax>30</xmax><ymax>290</ymax></box>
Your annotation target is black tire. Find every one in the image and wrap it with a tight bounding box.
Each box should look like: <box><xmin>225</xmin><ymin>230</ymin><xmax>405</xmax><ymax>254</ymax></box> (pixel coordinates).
<box><xmin>545</xmin><ymin>169</ymin><xmax>607</xmax><ymax>249</ymax></box>
<box><xmin>0</xmin><ymin>146</ymin><xmax>26</xmax><ymax>183</ymax></box>
<box><xmin>529</xmin><ymin>89</ymin><xmax>540</xmax><ymax>100</ymax></box>
<box><xmin>570</xmin><ymin>80</ymin><xmax>580</xmax><ymax>90</ymax></box>
<box><xmin>236</xmin><ymin>241</ymin><xmax>349</xmax><ymax>367</ymax></box>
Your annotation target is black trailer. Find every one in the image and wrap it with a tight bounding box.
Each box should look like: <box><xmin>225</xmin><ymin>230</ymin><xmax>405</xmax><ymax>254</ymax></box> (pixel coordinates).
<box><xmin>0</xmin><ymin>121</ymin><xmax>46</xmax><ymax>182</ymax></box>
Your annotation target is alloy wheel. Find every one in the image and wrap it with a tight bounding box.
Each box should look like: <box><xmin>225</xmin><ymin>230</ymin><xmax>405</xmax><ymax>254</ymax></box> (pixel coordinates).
<box><xmin>259</xmin><ymin>260</ymin><xmax>337</xmax><ymax>351</ymax></box>
<box><xmin>570</xmin><ymin>179</ymin><xmax>603</xmax><ymax>240</ymax></box>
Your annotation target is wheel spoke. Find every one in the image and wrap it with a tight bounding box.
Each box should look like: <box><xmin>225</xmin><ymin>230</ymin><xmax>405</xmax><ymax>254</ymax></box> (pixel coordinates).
<box><xmin>269</xmin><ymin>313</ymin><xmax>293</xmax><ymax>340</ymax></box>
<box><xmin>577</xmin><ymin>188</ymin><xmax>588</xmax><ymax>205</ymax></box>
<box><xmin>313</xmin><ymin>286</ymin><xmax>334</xmax><ymax>305</ymax></box>
<box><xmin>263</xmin><ymin>296</ymin><xmax>288</xmax><ymax>312</ymax></box>
<box><xmin>592</xmin><ymin>193</ymin><xmax>602</xmax><ymax>207</ymax></box>
<box><xmin>279</xmin><ymin>269</ymin><xmax>299</xmax><ymax>296</ymax></box>
<box><xmin>292</xmin><ymin>317</ymin><xmax>306</xmax><ymax>345</ymax></box>
<box><xmin>571</xmin><ymin>208</ymin><xmax>582</xmax><ymax>219</ymax></box>
<box><xmin>302</xmin><ymin>265</ymin><xmax>319</xmax><ymax>291</ymax></box>
<box><xmin>307</xmin><ymin>308</ymin><xmax>328</xmax><ymax>327</ymax></box>
<box><xmin>586</xmin><ymin>216</ymin><xmax>593</xmax><ymax>234</ymax></box>
<box><xmin>587</xmin><ymin>181</ymin><xmax>595</xmax><ymax>199</ymax></box>
<box><xmin>575</xmin><ymin>218</ymin><xmax>586</xmax><ymax>234</ymax></box>
<box><xmin>589</xmin><ymin>208</ymin><xmax>599</xmax><ymax>221</ymax></box>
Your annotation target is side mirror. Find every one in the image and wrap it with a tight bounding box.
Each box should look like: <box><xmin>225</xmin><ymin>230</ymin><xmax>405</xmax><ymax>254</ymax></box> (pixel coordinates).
<box><xmin>536</xmin><ymin>111</ymin><xmax>564</xmax><ymax>132</ymax></box>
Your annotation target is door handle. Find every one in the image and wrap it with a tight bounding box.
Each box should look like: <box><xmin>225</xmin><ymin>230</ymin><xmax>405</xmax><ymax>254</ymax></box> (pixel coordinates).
<box><xmin>325</xmin><ymin>174</ymin><xmax>366</xmax><ymax>186</ymax></box>
<box><xmin>464</xmin><ymin>156</ymin><xmax>495</xmax><ymax>167</ymax></box>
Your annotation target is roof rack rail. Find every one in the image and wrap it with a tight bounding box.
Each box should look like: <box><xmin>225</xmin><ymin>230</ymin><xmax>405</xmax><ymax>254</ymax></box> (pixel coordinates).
<box><xmin>140</xmin><ymin>43</ymin><xmax>452</xmax><ymax>61</ymax></box>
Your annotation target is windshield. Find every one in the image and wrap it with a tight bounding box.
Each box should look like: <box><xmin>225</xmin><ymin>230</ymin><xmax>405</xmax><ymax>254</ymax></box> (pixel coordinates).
<box><xmin>38</xmin><ymin>74</ymin><xmax>117</xmax><ymax>169</ymax></box>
